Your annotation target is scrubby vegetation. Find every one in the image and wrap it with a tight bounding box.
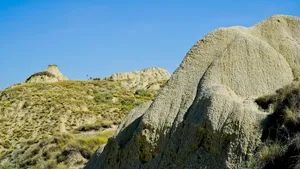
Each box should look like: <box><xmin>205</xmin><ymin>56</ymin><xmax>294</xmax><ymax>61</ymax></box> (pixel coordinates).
<box><xmin>26</xmin><ymin>71</ymin><xmax>56</xmax><ymax>82</ymax></box>
<box><xmin>0</xmin><ymin>79</ymin><xmax>161</xmax><ymax>169</ymax></box>
<box><xmin>251</xmin><ymin>82</ymin><xmax>300</xmax><ymax>169</ymax></box>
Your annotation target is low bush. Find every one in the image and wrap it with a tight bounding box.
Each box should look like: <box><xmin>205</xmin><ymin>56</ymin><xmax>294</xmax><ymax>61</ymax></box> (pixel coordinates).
<box><xmin>26</xmin><ymin>71</ymin><xmax>55</xmax><ymax>82</ymax></box>
<box><xmin>252</xmin><ymin>82</ymin><xmax>300</xmax><ymax>168</ymax></box>
<box><xmin>135</xmin><ymin>89</ymin><xmax>153</xmax><ymax>98</ymax></box>
<box><xmin>75</xmin><ymin>120</ymin><xmax>113</xmax><ymax>132</ymax></box>
<box><xmin>94</xmin><ymin>92</ymin><xmax>114</xmax><ymax>103</ymax></box>
<box><xmin>250</xmin><ymin>142</ymin><xmax>286</xmax><ymax>168</ymax></box>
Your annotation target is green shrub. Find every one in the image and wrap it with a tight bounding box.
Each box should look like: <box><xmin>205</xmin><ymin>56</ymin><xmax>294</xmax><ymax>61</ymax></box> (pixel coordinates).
<box><xmin>45</xmin><ymin>159</ymin><xmax>57</xmax><ymax>169</ymax></box>
<box><xmin>101</xmin><ymin>120</ymin><xmax>113</xmax><ymax>128</ymax></box>
<box><xmin>52</xmin><ymin>163</ymin><xmax>69</xmax><ymax>169</ymax></box>
<box><xmin>76</xmin><ymin>120</ymin><xmax>103</xmax><ymax>132</ymax></box>
<box><xmin>251</xmin><ymin>143</ymin><xmax>286</xmax><ymax>168</ymax></box>
<box><xmin>120</xmin><ymin>97</ymin><xmax>135</xmax><ymax>105</ymax></box>
<box><xmin>0</xmin><ymin>160</ymin><xmax>15</xmax><ymax>169</ymax></box>
<box><xmin>26</xmin><ymin>71</ymin><xmax>55</xmax><ymax>82</ymax></box>
<box><xmin>65</xmin><ymin>131</ymin><xmax>113</xmax><ymax>160</ymax></box>
<box><xmin>135</xmin><ymin>89</ymin><xmax>153</xmax><ymax>98</ymax></box>
<box><xmin>255</xmin><ymin>94</ymin><xmax>276</xmax><ymax>110</ymax></box>
<box><xmin>257</xmin><ymin>82</ymin><xmax>300</xmax><ymax>142</ymax></box>
<box><xmin>94</xmin><ymin>92</ymin><xmax>114</xmax><ymax>103</ymax></box>
<box><xmin>251</xmin><ymin>82</ymin><xmax>300</xmax><ymax>168</ymax></box>
<box><xmin>0</xmin><ymin>101</ymin><xmax>11</xmax><ymax>108</ymax></box>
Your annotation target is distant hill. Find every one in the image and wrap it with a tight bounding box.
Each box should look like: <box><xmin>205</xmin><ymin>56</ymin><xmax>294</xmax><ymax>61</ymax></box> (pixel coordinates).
<box><xmin>26</xmin><ymin>65</ymin><xmax>68</xmax><ymax>83</ymax></box>
<box><xmin>105</xmin><ymin>67</ymin><xmax>171</xmax><ymax>90</ymax></box>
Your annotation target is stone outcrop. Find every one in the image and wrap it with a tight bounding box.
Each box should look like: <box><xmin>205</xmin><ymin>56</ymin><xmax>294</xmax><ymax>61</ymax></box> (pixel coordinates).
<box><xmin>26</xmin><ymin>65</ymin><xmax>68</xmax><ymax>83</ymax></box>
<box><xmin>84</xmin><ymin>15</ymin><xmax>300</xmax><ymax>169</ymax></box>
<box><xmin>105</xmin><ymin>67</ymin><xmax>171</xmax><ymax>90</ymax></box>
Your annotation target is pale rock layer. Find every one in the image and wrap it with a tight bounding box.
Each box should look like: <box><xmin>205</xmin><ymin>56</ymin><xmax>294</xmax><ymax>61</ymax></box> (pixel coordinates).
<box><xmin>105</xmin><ymin>68</ymin><xmax>171</xmax><ymax>90</ymax></box>
<box><xmin>26</xmin><ymin>65</ymin><xmax>68</xmax><ymax>83</ymax></box>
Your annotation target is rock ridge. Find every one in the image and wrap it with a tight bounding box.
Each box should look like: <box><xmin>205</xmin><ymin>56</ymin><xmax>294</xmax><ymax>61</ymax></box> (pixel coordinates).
<box><xmin>105</xmin><ymin>67</ymin><xmax>171</xmax><ymax>90</ymax></box>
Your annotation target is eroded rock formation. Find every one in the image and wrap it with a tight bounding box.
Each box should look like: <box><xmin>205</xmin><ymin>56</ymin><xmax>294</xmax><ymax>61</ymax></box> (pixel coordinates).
<box><xmin>85</xmin><ymin>15</ymin><xmax>300</xmax><ymax>169</ymax></box>
<box><xmin>26</xmin><ymin>64</ymin><xmax>68</xmax><ymax>83</ymax></box>
<box><xmin>105</xmin><ymin>67</ymin><xmax>171</xmax><ymax>90</ymax></box>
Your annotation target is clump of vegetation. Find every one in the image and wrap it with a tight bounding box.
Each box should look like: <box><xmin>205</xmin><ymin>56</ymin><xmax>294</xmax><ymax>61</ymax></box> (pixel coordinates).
<box><xmin>249</xmin><ymin>142</ymin><xmax>287</xmax><ymax>168</ymax></box>
<box><xmin>255</xmin><ymin>82</ymin><xmax>300</xmax><ymax>142</ymax></box>
<box><xmin>94</xmin><ymin>92</ymin><xmax>114</xmax><ymax>103</ymax></box>
<box><xmin>135</xmin><ymin>89</ymin><xmax>154</xmax><ymax>98</ymax></box>
<box><xmin>255</xmin><ymin>94</ymin><xmax>276</xmax><ymax>110</ymax></box>
<box><xmin>75</xmin><ymin>120</ymin><xmax>113</xmax><ymax>132</ymax></box>
<box><xmin>26</xmin><ymin>71</ymin><xmax>55</xmax><ymax>82</ymax></box>
<box><xmin>251</xmin><ymin>82</ymin><xmax>300</xmax><ymax>168</ymax></box>
<box><xmin>0</xmin><ymin>101</ymin><xmax>11</xmax><ymax>108</ymax></box>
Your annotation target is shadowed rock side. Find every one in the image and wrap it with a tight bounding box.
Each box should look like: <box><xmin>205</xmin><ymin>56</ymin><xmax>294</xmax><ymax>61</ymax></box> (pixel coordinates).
<box><xmin>85</xmin><ymin>15</ymin><xmax>300</xmax><ymax>169</ymax></box>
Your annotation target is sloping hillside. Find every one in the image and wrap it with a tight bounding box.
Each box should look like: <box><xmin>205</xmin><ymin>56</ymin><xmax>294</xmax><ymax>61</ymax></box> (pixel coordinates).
<box><xmin>0</xmin><ymin>79</ymin><xmax>163</xmax><ymax>169</ymax></box>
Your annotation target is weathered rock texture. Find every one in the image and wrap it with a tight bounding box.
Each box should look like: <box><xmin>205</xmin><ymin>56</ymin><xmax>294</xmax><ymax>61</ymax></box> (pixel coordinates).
<box><xmin>26</xmin><ymin>65</ymin><xmax>68</xmax><ymax>83</ymax></box>
<box><xmin>105</xmin><ymin>67</ymin><xmax>171</xmax><ymax>90</ymax></box>
<box><xmin>85</xmin><ymin>15</ymin><xmax>300</xmax><ymax>169</ymax></box>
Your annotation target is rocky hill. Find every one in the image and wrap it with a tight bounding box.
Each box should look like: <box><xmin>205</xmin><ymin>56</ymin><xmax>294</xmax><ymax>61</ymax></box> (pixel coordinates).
<box><xmin>26</xmin><ymin>65</ymin><xmax>68</xmax><ymax>83</ymax></box>
<box><xmin>105</xmin><ymin>67</ymin><xmax>171</xmax><ymax>90</ymax></box>
<box><xmin>84</xmin><ymin>15</ymin><xmax>300</xmax><ymax>169</ymax></box>
<box><xmin>0</xmin><ymin>67</ymin><xmax>169</xmax><ymax>169</ymax></box>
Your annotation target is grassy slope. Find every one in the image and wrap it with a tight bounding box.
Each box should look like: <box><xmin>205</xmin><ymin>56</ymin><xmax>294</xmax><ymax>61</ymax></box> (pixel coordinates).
<box><xmin>0</xmin><ymin>80</ymin><xmax>158</xmax><ymax>169</ymax></box>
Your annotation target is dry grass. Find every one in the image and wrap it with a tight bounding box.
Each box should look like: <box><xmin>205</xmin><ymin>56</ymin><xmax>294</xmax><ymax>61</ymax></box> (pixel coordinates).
<box><xmin>250</xmin><ymin>142</ymin><xmax>287</xmax><ymax>168</ymax></box>
<box><xmin>251</xmin><ymin>81</ymin><xmax>300</xmax><ymax>168</ymax></box>
<box><xmin>0</xmin><ymin>79</ymin><xmax>160</xmax><ymax>169</ymax></box>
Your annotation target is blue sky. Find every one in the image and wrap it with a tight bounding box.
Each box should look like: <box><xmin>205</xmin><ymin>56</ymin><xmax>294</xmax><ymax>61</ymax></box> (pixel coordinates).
<box><xmin>0</xmin><ymin>0</ymin><xmax>299</xmax><ymax>89</ymax></box>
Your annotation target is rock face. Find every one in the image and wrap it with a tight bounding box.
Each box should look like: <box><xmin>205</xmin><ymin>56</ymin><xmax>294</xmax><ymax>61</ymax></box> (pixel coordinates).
<box><xmin>84</xmin><ymin>15</ymin><xmax>300</xmax><ymax>169</ymax></box>
<box><xmin>105</xmin><ymin>67</ymin><xmax>171</xmax><ymax>90</ymax></box>
<box><xmin>26</xmin><ymin>65</ymin><xmax>68</xmax><ymax>83</ymax></box>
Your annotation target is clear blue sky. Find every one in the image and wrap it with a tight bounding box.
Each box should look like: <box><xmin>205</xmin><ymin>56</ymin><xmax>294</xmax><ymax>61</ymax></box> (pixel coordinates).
<box><xmin>0</xmin><ymin>0</ymin><xmax>299</xmax><ymax>89</ymax></box>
